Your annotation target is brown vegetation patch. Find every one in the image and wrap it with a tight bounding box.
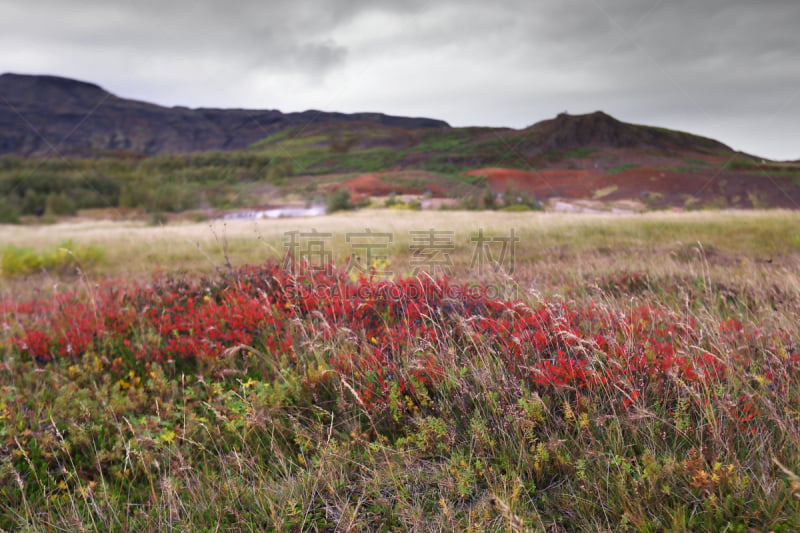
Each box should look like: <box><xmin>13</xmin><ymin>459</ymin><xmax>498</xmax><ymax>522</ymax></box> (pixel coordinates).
<box><xmin>340</xmin><ymin>171</ymin><xmax>451</xmax><ymax>201</ymax></box>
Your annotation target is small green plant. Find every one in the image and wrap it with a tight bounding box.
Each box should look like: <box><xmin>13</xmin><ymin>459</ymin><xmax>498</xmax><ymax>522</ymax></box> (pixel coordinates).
<box><xmin>1</xmin><ymin>239</ymin><xmax>105</xmax><ymax>276</ymax></box>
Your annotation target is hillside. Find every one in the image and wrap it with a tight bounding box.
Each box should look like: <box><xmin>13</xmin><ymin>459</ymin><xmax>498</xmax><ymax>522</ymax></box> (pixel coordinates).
<box><xmin>2</xmin><ymin>73</ymin><xmax>800</xmax><ymax>215</ymax></box>
<box><xmin>0</xmin><ymin>73</ymin><xmax>448</xmax><ymax>155</ymax></box>
<box><xmin>253</xmin><ymin>110</ymin><xmax>737</xmax><ymax>174</ymax></box>
<box><xmin>250</xmin><ymin>112</ymin><xmax>800</xmax><ymax>210</ymax></box>
<box><xmin>522</xmin><ymin>110</ymin><xmax>731</xmax><ymax>153</ymax></box>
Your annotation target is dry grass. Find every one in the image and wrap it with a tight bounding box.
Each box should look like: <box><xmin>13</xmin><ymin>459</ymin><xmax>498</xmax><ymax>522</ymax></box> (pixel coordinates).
<box><xmin>1</xmin><ymin>209</ymin><xmax>798</xmax><ymax>278</ymax></box>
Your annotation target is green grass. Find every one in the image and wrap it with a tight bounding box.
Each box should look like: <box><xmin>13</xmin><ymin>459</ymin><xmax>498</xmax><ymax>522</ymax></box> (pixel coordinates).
<box><xmin>455</xmin><ymin>173</ymin><xmax>488</xmax><ymax>187</ymax></box>
<box><xmin>252</xmin><ymin>126</ymin><xmax>539</xmax><ymax>176</ymax></box>
<box><xmin>563</xmin><ymin>147</ymin><xmax>598</xmax><ymax>159</ymax></box>
<box><xmin>607</xmin><ymin>164</ymin><xmax>638</xmax><ymax>174</ymax></box>
<box><xmin>682</xmin><ymin>157</ymin><xmax>713</xmax><ymax>167</ymax></box>
<box><xmin>1</xmin><ymin>239</ymin><xmax>105</xmax><ymax>277</ymax></box>
<box><xmin>409</xmin><ymin>129</ymin><xmax>476</xmax><ymax>153</ymax></box>
<box><xmin>255</xmin><ymin>147</ymin><xmax>406</xmax><ymax>176</ymax></box>
<box><xmin>498</xmin><ymin>204</ymin><xmax>533</xmax><ymax>212</ymax></box>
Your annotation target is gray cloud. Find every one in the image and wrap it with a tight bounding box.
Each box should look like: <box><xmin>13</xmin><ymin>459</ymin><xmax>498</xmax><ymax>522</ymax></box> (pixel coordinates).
<box><xmin>1</xmin><ymin>0</ymin><xmax>799</xmax><ymax>159</ymax></box>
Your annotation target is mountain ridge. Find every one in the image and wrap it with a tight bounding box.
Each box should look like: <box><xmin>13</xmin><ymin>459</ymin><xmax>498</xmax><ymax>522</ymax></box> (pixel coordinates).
<box><xmin>0</xmin><ymin>72</ymin><xmax>769</xmax><ymax>163</ymax></box>
<box><xmin>1</xmin><ymin>74</ymin><xmax>800</xmax><ymax>214</ymax></box>
<box><xmin>0</xmin><ymin>73</ymin><xmax>449</xmax><ymax>156</ymax></box>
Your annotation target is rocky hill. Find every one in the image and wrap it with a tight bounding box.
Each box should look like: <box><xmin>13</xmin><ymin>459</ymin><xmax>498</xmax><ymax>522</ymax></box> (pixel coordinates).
<box><xmin>0</xmin><ymin>73</ymin><xmax>449</xmax><ymax>156</ymax></box>
<box><xmin>1</xmin><ymin>73</ymin><xmax>746</xmax><ymax>162</ymax></box>
<box><xmin>521</xmin><ymin>111</ymin><xmax>731</xmax><ymax>154</ymax></box>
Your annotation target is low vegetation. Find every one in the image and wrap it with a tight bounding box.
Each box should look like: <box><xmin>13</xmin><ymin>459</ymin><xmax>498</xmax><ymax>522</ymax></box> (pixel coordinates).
<box><xmin>2</xmin><ymin>119</ymin><xmax>800</xmax><ymax>220</ymax></box>
<box><xmin>1</xmin><ymin>239</ymin><xmax>105</xmax><ymax>277</ymax></box>
<box><xmin>1</xmin><ymin>210</ymin><xmax>800</xmax><ymax>530</ymax></box>
<box><xmin>0</xmin><ymin>152</ymin><xmax>275</xmax><ymax>218</ymax></box>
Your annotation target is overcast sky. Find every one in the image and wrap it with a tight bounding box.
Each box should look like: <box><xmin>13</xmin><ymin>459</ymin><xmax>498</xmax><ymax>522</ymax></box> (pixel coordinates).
<box><xmin>1</xmin><ymin>0</ymin><xmax>799</xmax><ymax>160</ymax></box>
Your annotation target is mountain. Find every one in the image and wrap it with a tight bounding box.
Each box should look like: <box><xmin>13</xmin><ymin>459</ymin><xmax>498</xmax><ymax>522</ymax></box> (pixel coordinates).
<box><xmin>0</xmin><ymin>73</ymin><xmax>449</xmax><ymax>156</ymax></box>
<box><xmin>521</xmin><ymin>111</ymin><xmax>731</xmax><ymax>154</ymax></box>
<box><xmin>0</xmin><ymin>73</ymin><xmax>745</xmax><ymax>161</ymax></box>
<box><xmin>5</xmin><ymin>73</ymin><xmax>800</xmax><ymax>212</ymax></box>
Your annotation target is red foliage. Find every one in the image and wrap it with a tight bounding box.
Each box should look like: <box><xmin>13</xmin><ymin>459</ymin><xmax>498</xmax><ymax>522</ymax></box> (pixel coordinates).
<box><xmin>3</xmin><ymin>262</ymin><xmax>794</xmax><ymax>425</ymax></box>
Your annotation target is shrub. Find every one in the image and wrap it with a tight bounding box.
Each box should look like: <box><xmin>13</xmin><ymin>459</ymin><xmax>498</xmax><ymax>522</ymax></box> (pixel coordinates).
<box><xmin>45</xmin><ymin>192</ymin><xmax>77</xmax><ymax>216</ymax></box>
<box><xmin>1</xmin><ymin>239</ymin><xmax>105</xmax><ymax>277</ymax></box>
<box><xmin>148</xmin><ymin>212</ymin><xmax>169</xmax><ymax>226</ymax></box>
<box><xmin>326</xmin><ymin>188</ymin><xmax>353</xmax><ymax>213</ymax></box>
<box><xmin>118</xmin><ymin>183</ymin><xmax>149</xmax><ymax>209</ymax></box>
<box><xmin>267</xmin><ymin>157</ymin><xmax>293</xmax><ymax>184</ymax></box>
<box><xmin>22</xmin><ymin>189</ymin><xmax>45</xmax><ymax>215</ymax></box>
<box><xmin>0</xmin><ymin>173</ymin><xmax>121</xmax><ymax>214</ymax></box>
<box><xmin>1</xmin><ymin>246</ymin><xmax>42</xmax><ymax>275</ymax></box>
<box><xmin>148</xmin><ymin>183</ymin><xmax>197</xmax><ymax>212</ymax></box>
<box><xmin>725</xmin><ymin>156</ymin><xmax>758</xmax><ymax>170</ymax></box>
<box><xmin>483</xmin><ymin>187</ymin><xmax>497</xmax><ymax>209</ymax></box>
<box><xmin>0</xmin><ymin>194</ymin><xmax>21</xmax><ymax>223</ymax></box>
<box><xmin>502</xmin><ymin>185</ymin><xmax>542</xmax><ymax>210</ymax></box>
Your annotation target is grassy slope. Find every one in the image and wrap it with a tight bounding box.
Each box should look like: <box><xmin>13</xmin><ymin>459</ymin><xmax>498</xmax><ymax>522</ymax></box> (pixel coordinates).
<box><xmin>3</xmin><ymin>118</ymin><xmax>800</xmax><ymax>221</ymax></box>
<box><xmin>252</xmin><ymin>123</ymin><xmax>531</xmax><ymax>175</ymax></box>
<box><xmin>251</xmin><ymin>122</ymin><xmax>681</xmax><ymax>176</ymax></box>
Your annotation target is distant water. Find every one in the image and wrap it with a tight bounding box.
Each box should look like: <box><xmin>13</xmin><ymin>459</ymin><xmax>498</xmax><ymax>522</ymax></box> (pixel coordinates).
<box><xmin>223</xmin><ymin>205</ymin><xmax>327</xmax><ymax>220</ymax></box>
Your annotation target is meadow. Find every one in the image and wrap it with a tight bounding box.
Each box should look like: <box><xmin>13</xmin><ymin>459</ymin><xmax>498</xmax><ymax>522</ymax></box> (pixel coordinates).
<box><xmin>1</xmin><ymin>209</ymin><xmax>800</xmax><ymax>531</ymax></box>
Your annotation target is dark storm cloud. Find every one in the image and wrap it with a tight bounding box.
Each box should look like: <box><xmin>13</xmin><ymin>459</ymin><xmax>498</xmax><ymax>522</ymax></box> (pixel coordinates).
<box><xmin>1</xmin><ymin>0</ymin><xmax>798</xmax><ymax>158</ymax></box>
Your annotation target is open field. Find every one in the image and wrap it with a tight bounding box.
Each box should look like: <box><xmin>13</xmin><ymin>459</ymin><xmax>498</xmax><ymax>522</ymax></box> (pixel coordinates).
<box><xmin>1</xmin><ymin>209</ymin><xmax>799</xmax><ymax>276</ymax></box>
<box><xmin>2</xmin><ymin>210</ymin><xmax>800</xmax><ymax>530</ymax></box>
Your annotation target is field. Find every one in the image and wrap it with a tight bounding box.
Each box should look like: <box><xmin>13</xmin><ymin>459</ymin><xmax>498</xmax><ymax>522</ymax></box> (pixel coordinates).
<box><xmin>2</xmin><ymin>209</ymin><xmax>800</xmax><ymax>531</ymax></box>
